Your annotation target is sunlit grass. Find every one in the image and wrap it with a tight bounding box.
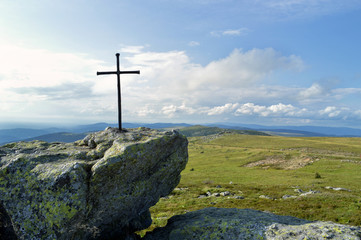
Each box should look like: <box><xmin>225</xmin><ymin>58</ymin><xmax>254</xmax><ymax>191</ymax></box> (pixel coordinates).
<box><xmin>139</xmin><ymin>134</ymin><xmax>361</xmax><ymax>236</ymax></box>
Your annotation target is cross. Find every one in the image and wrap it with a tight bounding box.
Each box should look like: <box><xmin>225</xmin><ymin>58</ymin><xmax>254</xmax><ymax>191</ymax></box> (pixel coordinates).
<box><xmin>97</xmin><ymin>53</ymin><xmax>140</xmax><ymax>131</ymax></box>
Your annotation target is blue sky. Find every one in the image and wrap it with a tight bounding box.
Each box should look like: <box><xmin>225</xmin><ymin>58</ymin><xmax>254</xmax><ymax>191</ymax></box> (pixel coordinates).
<box><xmin>1</xmin><ymin>0</ymin><xmax>361</xmax><ymax>128</ymax></box>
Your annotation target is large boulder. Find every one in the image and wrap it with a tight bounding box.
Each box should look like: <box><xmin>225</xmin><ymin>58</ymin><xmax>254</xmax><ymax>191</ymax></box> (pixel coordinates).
<box><xmin>0</xmin><ymin>127</ymin><xmax>188</xmax><ymax>239</ymax></box>
<box><xmin>144</xmin><ymin>207</ymin><xmax>361</xmax><ymax>239</ymax></box>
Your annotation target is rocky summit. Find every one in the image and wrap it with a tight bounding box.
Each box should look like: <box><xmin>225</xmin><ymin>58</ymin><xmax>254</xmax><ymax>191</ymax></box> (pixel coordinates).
<box><xmin>0</xmin><ymin>127</ymin><xmax>188</xmax><ymax>239</ymax></box>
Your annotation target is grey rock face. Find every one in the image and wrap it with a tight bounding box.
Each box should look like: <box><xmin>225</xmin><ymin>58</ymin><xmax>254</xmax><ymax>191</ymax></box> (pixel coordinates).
<box><xmin>0</xmin><ymin>127</ymin><xmax>188</xmax><ymax>239</ymax></box>
<box><xmin>144</xmin><ymin>207</ymin><xmax>361</xmax><ymax>240</ymax></box>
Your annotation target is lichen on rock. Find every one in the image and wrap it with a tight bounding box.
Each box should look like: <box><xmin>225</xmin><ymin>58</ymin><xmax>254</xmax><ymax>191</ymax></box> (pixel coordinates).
<box><xmin>0</xmin><ymin>127</ymin><xmax>188</xmax><ymax>239</ymax></box>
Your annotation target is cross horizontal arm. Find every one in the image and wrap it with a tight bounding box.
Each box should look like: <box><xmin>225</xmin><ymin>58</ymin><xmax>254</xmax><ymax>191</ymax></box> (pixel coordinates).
<box><xmin>97</xmin><ymin>70</ymin><xmax>140</xmax><ymax>75</ymax></box>
<box><xmin>119</xmin><ymin>70</ymin><xmax>140</xmax><ymax>74</ymax></box>
<box><xmin>97</xmin><ymin>71</ymin><xmax>117</xmax><ymax>75</ymax></box>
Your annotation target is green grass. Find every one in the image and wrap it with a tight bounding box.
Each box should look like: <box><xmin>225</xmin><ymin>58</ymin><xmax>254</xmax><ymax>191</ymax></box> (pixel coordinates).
<box><xmin>139</xmin><ymin>134</ymin><xmax>361</xmax><ymax>236</ymax></box>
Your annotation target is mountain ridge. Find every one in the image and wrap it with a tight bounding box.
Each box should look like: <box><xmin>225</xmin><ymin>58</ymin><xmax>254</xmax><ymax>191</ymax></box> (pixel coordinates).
<box><xmin>1</xmin><ymin>122</ymin><xmax>361</xmax><ymax>145</ymax></box>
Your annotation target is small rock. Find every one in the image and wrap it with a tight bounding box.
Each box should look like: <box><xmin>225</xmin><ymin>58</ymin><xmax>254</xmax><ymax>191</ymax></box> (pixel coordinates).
<box><xmin>229</xmin><ymin>181</ymin><xmax>233</xmax><ymax>184</ymax></box>
<box><xmin>233</xmin><ymin>196</ymin><xmax>244</xmax><ymax>199</ymax></box>
<box><xmin>325</xmin><ymin>186</ymin><xmax>350</xmax><ymax>191</ymax></box>
<box><xmin>198</xmin><ymin>195</ymin><xmax>207</xmax><ymax>199</ymax></box>
<box><xmin>216</xmin><ymin>185</ymin><xmax>222</xmax><ymax>188</ymax></box>
<box><xmin>220</xmin><ymin>191</ymin><xmax>230</xmax><ymax>196</ymax></box>
<box><xmin>294</xmin><ymin>189</ymin><xmax>304</xmax><ymax>193</ymax></box>
<box><xmin>259</xmin><ymin>195</ymin><xmax>274</xmax><ymax>200</ymax></box>
<box><xmin>300</xmin><ymin>190</ymin><xmax>321</xmax><ymax>197</ymax></box>
<box><xmin>212</xmin><ymin>193</ymin><xmax>221</xmax><ymax>197</ymax></box>
<box><xmin>282</xmin><ymin>195</ymin><xmax>297</xmax><ymax>200</ymax></box>
<box><xmin>334</xmin><ymin>187</ymin><xmax>350</xmax><ymax>191</ymax></box>
<box><xmin>88</xmin><ymin>139</ymin><xmax>97</xmax><ymax>149</ymax></box>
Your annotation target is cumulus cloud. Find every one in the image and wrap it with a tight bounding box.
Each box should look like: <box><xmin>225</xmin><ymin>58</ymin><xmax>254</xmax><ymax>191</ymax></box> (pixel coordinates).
<box><xmin>3</xmin><ymin>43</ymin><xmax>358</xmax><ymax>125</ymax></box>
<box><xmin>235</xmin><ymin>103</ymin><xmax>307</xmax><ymax>117</ymax></box>
<box><xmin>1</xmin><ymin>44</ymin><xmax>308</xmax><ymax>123</ymax></box>
<box><xmin>208</xmin><ymin>103</ymin><xmax>239</xmax><ymax>115</ymax></box>
<box><xmin>123</xmin><ymin>47</ymin><xmax>305</xmax><ymax>107</ymax></box>
<box><xmin>298</xmin><ymin>83</ymin><xmax>330</xmax><ymax>103</ymax></box>
<box><xmin>319</xmin><ymin>106</ymin><xmax>341</xmax><ymax>118</ymax></box>
<box><xmin>235</xmin><ymin>103</ymin><xmax>268</xmax><ymax>116</ymax></box>
<box><xmin>300</xmin><ymin>83</ymin><xmax>324</xmax><ymax>97</ymax></box>
<box><xmin>136</xmin><ymin>101</ymin><xmax>312</xmax><ymax>122</ymax></box>
<box><xmin>161</xmin><ymin>103</ymin><xmax>199</xmax><ymax>118</ymax></box>
<box><xmin>189</xmin><ymin>48</ymin><xmax>304</xmax><ymax>90</ymax></box>
<box><xmin>117</xmin><ymin>46</ymin><xmax>308</xmax><ymax>122</ymax></box>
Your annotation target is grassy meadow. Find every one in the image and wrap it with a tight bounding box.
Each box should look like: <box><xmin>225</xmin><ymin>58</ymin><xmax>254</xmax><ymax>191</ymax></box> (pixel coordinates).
<box><xmin>141</xmin><ymin>133</ymin><xmax>361</xmax><ymax>235</ymax></box>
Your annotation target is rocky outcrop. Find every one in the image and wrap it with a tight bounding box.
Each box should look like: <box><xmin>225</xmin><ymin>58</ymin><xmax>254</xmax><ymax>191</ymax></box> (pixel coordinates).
<box><xmin>144</xmin><ymin>207</ymin><xmax>361</xmax><ymax>239</ymax></box>
<box><xmin>0</xmin><ymin>127</ymin><xmax>188</xmax><ymax>239</ymax></box>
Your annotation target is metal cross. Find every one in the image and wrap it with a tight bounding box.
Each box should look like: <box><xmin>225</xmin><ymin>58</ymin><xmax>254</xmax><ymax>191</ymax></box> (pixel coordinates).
<box><xmin>97</xmin><ymin>53</ymin><xmax>140</xmax><ymax>131</ymax></box>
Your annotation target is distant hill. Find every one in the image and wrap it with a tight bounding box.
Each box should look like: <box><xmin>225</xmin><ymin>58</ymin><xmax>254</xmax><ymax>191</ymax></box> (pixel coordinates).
<box><xmin>69</xmin><ymin>122</ymin><xmax>192</xmax><ymax>133</ymax></box>
<box><xmin>206</xmin><ymin>123</ymin><xmax>361</xmax><ymax>137</ymax></box>
<box><xmin>0</xmin><ymin>122</ymin><xmax>193</xmax><ymax>145</ymax></box>
<box><xmin>23</xmin><ymin>132</ymin><xmax>88</xmax><ymax>143</ymax></box>
<box><xmin>0</xmin><ymin>128</ymin><xmax>61</xmax><ymax>144</ymax></box>
<box><xmin>2</xmin><ymin>122</ymin><xmax>361</xmax><ymax>145</ymax></box>
<box><xmin>260</xmin><ymin>129</ymin><xmax>328</xmax><ymax>137</ymax></box>
<box><xmin>177</xmin><ymin>125</ymin><xmax>269</xmax><ymax>137</ymax></box>
<box><xmin>16</xmin><ymin>125</ymin><xmax>267</xmax><ymax>144</ymax></box>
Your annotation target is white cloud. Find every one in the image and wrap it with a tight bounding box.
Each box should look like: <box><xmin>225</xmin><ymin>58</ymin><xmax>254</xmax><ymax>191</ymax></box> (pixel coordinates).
<box><xmin>122</xmin><ymin>47</ymin><xmax>305</xmax><ymax>110</ymax></box>
<box><xmin>0</xmin><ymin>45</ymin><xmax>102</xmax><ymax>89</ymax></box>
<box><xmin>332</xmin><ymin>88</ymin><xmax>361</xmax><ymax>98</ymax></box>
<box><xmin>319</xmin><ymin>106</ymin><xmax>341</xmax><ymax>118</ymax></box>
<box><xmin>235</xmin><ymin>103</ymin><xmax>268</xmax><ymax>116</ymax></box>
<box><xmin>137</xmin><ymin>105</ymin><xmax>157</xmax><ymax>117</ymax></box>
<box><xmin>0</xmin><ymin>45</ymin><xmax>305</xmax><ymax>123</ymax></box>
<box><xmin>268</xmin><ymin>103</ymin><xmax>296</xmax><ymax>114</ymax></box>
<box><xmin>208</xmin><ymin>103</ymin><xmax>239</xmax><ymax>115</ymax></box>
<box><xmin>235</xmin><ymin>103</ymin><xmax>307</xmax><ymax>117</ymax></box>
<box><xmin>161</xmin><ymin>103</ymin><xmax>200</xmax><ymax>118</ymax></box>
<box><xmin>2</xmin><ymin>43</ymin><xmax>359</xmax><ymax>126</ymax></box>
<box><xmin>0</xmin><ymin>44</ymin><xmax>131</xmax><ymax>124</ymax></box>
<box><xmin>211</xmin><ymin>28</ymin><xmax>250</xmax><ymax>37</ymax></box>
<box><xmin>354</xmin><ymin>110</ymin><xmax>361</xmax><ymax>118</ymax></box>
<box><xmin>298</xmin><ymin>83</ymin><xmax>328</xmax><ymax>103</ymax></box>
<box><xmin>189</xmin><ymin>48</ymin><xmax>304</xmax><ymax>90</ymax></box>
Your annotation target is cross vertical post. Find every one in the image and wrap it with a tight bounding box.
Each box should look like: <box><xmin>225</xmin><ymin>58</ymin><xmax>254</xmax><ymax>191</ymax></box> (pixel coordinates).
<box><xmin>116</xmin><ymin>53</ymin><xmax>121</xmax><ymax>131</ymax></box>
<box><xmin>97</xmin><ymin>53</ymin><xmax>140</xmax><ymax>131</ymax></box>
